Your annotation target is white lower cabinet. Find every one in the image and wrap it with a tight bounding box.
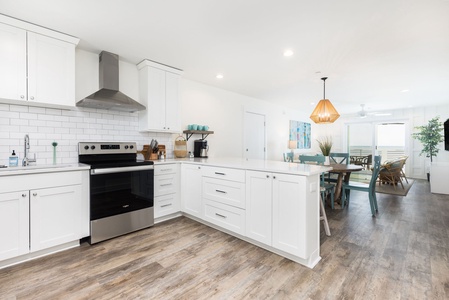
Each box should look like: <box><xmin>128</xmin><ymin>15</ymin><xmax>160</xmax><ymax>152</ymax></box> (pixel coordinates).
<box><xmin>245</xmin><ymin>171</ymin><xmax>273</xmax><ymax>245</ymax></box>
<box><xmin>30</xmin><ymin>185</ymin><xmax>83</xmax><ymax>252</ymax></box>
<box><xmin>154</xmin><ymin>164</ymin><xmax>180</xmax><ymax>219</ymax></box>
<box><xmin>0</xmin><ymin>191</ymin><xmax>29</xmax><ymax>261</ymax></box>
<box><xmin>203</xmin><ymin>199</ymin><xmax>245</xmax><ymax>235</ymax></box>
<box><xmin>0</xmin><ymin>170</ymin><xmax>89</xmax><ymax>264</ymax></box>
<box><xmin>272</xmin><ymin>174</ymin><xmax>318</xmax><ymax>258</ymax></box>
<box><xmin>181</xmin><ymin>164</ymin><xmax>203</xmax><ymax>218</ymax></box>
<box><xmin>202</xmin><ymin>166</ymin><xmax>246</xmax><ymax>235</ymax></box>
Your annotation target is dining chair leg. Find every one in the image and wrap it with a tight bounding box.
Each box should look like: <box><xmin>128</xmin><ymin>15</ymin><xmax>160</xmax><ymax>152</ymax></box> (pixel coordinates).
<box><xmin>368</xmin><ymin>194</ymin><xmax>376</xmax><ymax>217</ymax></box>
<box><xmin>320</xmin><ymin>195</ymin><xmax>331</xmax><ymax>236</ymax></box>
<box><xmin>330</xmin><ymin>190</ymin><xmax>334</xmax><ymax>209</ymax></box>
<box><xmin>372</xmin><ymin>191</ymin><xmax>378</xmax><ymax>212</ymax></box>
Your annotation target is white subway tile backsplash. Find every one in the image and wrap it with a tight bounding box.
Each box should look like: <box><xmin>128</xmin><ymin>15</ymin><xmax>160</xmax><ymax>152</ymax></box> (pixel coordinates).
<box><xmin>45</xmin><ymin>108</ymin><xmax>62</xmax><ymax>115</ymax></box>
<box><xmin>0</xmin><ymin>104</ymin><xmax>174</xmax><ymax>165</ymax></box>
<box><xmin>10</xmin><ymin>105</ymin><xmax>28</xmax><ymax>112</ymax></box>
<box><xmin>29</xmin><ymin>107</ymin><xmax>46</xmax><ymax>114</ymax></box>
<box><xmin>20</xmin><ymin>112</ymin><xmax>38</xmax><ymax>120</ymax></box>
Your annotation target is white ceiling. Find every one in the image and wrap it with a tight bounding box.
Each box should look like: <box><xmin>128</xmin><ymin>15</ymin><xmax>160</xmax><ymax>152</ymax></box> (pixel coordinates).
<box><xmin>1</xmin><ymin>0</ymin><xmax>448</xmax><ymax>115</ymax></box>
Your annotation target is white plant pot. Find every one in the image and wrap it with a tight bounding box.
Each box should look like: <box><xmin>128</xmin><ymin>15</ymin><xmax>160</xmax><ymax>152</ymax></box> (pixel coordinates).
<box><xmin>324</xmin><ymin>156</ymin><xmax>330</xmax><ymax>165</ymax></box>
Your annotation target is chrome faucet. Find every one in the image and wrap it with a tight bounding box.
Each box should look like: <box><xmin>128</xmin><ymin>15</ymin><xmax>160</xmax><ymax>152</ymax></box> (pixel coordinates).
<box><xmin>23</xmin><ymin>134</ymin><xmax>36</xmax><ymax>166</ymax></box>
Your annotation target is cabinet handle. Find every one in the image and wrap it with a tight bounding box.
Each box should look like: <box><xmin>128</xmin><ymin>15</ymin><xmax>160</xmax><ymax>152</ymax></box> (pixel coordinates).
<box><xmin>160</xmin><ymin>183</ymin><xmax>172</xmax><ymax>187</ymax></box>
<box><xmin>266</xmin><ymin>175</ymin><xmax>269</xmax><ymax>178</ymax></box>
<box><xmin>198</xmin><ymin>166</ymin><xmax>201</xmax><ymax>169</ymax></box>
<box><xmin>33</xmin><ymin>193</ymin><xmax>37</xmax><ymax>196</ymax></box>
<box><xmin>20</xmin><ymin>95</ymin><xmax>25</xmax><ymax>99</ymax></box>
<box><xmin>273</xmin><ymin>176</ymin><xmax>276</xmax><ymax>179</ymax></box>
<box><xmin>215</xmin><ymin>172</ymin><xmax>226</xmax><ymax>176</ymax></box>
<box><xmin>215</xmin><ymin>189</ymin><xmax>227</xmax><ymax>194</ymax></box>
<box><xmin>161</xmin><ymin>203</ymin><xmax>172</xmax><ymax>208</ymax></box>
<box><xmin>215</xmin><ymin>213</ymin><xmax>227</xmax><ymax>219</ymax></box>
<box><xmin>30</xmin><ymin>96</ymin><xmax>34</xmax><ymax>100</ymax></box>
<box><xmin>22</xmin><ymin>193</ymin><xmax>27</xmax><ymax>197</ymax></box>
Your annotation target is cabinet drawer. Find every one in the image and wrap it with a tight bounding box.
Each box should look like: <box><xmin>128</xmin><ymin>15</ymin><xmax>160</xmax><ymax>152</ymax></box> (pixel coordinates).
<box><xmin>154</xmin><ymin>174</ymin><xmax>178</xmax><ymax>196</ymax></box>
<box><xmin>154</xmin><ymin>194</ymin><xmax>180</xmax><ymax>218</ymax></box>
<box><xmin>202</xmin><ymin>177</ymin><xmax>245</xmax><ymax>209</ymax></box>
<box><xmin>203</xmin><ymin>200</ymin><xmax>245</xmax><ymax>235</ymax></box>
<box><xmin>155</xmin><ymin>164</ymin><xmax>178</xmax><ymax>175</ymax></box>
<box><xmin>202</xmin><ymin>166</ymin><xmax>245</xmax><ymax>183</ymax></box>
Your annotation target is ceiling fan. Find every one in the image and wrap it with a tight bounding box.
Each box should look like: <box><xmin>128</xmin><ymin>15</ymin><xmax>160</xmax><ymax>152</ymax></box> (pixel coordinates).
<box><xmin>356</xmin><ymin>104</ymin><xmax>391</xmax><ymax>118</ymax></box>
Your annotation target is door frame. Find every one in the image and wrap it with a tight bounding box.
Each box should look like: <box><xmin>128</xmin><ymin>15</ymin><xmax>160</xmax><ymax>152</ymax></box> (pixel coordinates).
<box><xmin>243</xmin><ymin>106</ymin><xmax>267</xmax><ymax>160</ymax></box>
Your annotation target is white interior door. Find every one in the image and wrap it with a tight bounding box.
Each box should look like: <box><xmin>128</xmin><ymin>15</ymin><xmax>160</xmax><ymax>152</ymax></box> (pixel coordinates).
<box><xmin>244</xmin><ymin>111</ymin><xmax>266</xmax><ymax>160</ymax></box>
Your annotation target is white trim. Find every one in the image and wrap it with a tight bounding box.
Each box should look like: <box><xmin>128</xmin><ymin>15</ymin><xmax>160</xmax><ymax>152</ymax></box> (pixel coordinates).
<box><xmin>0</xmin><ymin>14</ymin><xmax>79</xmax><ymax>45</ymax></box>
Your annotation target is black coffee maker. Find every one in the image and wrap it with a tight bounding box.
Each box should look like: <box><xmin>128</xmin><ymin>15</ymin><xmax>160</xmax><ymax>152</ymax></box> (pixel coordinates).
<box><xmin>194</xmin><ymin>139</ymin><xmax>208</xmax><ymax>158</ymax></box>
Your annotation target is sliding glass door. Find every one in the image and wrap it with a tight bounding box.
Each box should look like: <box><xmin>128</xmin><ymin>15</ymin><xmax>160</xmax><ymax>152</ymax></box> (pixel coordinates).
<box><xmin>346</xmin><ymin>121</ymin><xmax>409</xmax><ymax>177</ymax></box>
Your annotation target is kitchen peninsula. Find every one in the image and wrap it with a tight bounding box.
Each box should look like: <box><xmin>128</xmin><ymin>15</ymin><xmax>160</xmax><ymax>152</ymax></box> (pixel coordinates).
<box><xmin>153</xmin><ymin>158</ymin><xmax>331</xmax><ymax>268</ymax></box>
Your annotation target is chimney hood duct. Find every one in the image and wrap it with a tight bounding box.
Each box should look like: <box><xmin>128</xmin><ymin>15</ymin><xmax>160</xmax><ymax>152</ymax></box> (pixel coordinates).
<box><xmin>76</xmin><ymin>51</ymin><xmax>146</xmax><ymax>112</ymax></box>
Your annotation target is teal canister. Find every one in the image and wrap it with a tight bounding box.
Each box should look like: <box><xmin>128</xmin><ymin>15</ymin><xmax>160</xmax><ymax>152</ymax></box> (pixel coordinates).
<box><xmin>9</xmin><ymin>150</ymin><xmax>18</xmax><ymax>167</ymax></box>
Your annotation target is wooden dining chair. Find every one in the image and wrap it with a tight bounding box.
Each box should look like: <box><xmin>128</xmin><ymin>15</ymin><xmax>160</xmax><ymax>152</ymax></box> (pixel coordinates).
<box><xmin>326</xmin><ymin>152</ymin><xmax>349</xmax><ymax>184</ymax></box>
<box><xmin>298</xmin><ymin>155</ymin><xmax>333</xmax><ymax>236</ymax></box>
<box><xmin>330</xmin><ymin>152</ymin><xmax>349</xmax><ymax>164</ymax></box>
<box><xmin>341</xmin><ymin>155</ymin><xmax>381</xmax><ymax>217</ymax></box>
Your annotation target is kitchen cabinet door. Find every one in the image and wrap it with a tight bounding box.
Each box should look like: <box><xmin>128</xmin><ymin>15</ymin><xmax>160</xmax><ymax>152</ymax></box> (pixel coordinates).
<box><xmin>181</xmin><ymin>164</ymin><xmax>203</xmax><ymax>218</ymax></box>
<box><xmin>27</xmin><ymin>32</ymin><xmax>76</xmax><ymax>106</ymax></box>
<box><xmin>0</xmin><ymin>22</ymin><xmax>27</xmax><ymax>101</ymax></box>
<box><xmin>164</xmin><ymin>71</ymin><xmax>181</xmax><ymax>132</ymax></box>
<box><xmin>245</xmin><ymin>171</ymin><xmax>272</xmax><ymax>245</ymax></box>
<box><xmin>0</xmin><ymin>191</ymin><xmax>29</xmax><ymax>261</ymax></box>
<box><xmin>138</xmin><ymin>60</ymin><xmax>182</xmax><ymax>133</ymax></box>
<box><xmin>272</xmin><ymin>174</ymin><xmax>314</xmax><ymax>258</ymax></box>
<box><xmin>30</xmin><ymin>184</ymin><xmax>83</xmax><ymax>252</ymax></box>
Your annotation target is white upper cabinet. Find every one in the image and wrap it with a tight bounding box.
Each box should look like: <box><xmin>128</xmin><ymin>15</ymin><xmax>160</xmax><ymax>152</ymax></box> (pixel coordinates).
<box><xmin>0</xmin><ymin>22</ymin><xmax>27</xmax><ymax>101</ymax></box>
<box><xmin>27</xmin><ymin>32</ymin><xmax>75</xmax><ymax>106</ymax></box>
<box><xmin>138</xmin><ymin>60</ymin><xmax>183</xmax><ymax>133</ymax></box>
<box><xmin>0</xmin><ymin>15</ymin><xmax>79</xmax><ymax>107</ymax></box>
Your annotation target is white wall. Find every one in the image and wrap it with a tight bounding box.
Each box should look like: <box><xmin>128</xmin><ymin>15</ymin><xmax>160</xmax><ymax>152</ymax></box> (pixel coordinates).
<box><xmin>179</xmin><ymin>79</ymin><xmax>314</xmax><ymax>161</ymax></box>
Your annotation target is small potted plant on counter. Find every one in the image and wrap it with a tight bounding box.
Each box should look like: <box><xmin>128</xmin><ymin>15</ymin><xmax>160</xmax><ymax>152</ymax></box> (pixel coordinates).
<box><xmin>317</xmin><ymin>136</ymin><xmax>333</xmax><ymax>165</ymax></box>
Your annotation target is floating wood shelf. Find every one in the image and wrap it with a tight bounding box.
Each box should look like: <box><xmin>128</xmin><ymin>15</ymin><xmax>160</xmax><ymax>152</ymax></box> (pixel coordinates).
<box><xmin>183</xmin><ymin>130</ymin><xmax>214</xmax><ymax>141</ymax></box>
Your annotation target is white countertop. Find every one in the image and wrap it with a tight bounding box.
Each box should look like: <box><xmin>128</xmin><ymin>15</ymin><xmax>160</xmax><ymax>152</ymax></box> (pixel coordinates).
<box><xmin>0</xmin><ymin>163</ymin><xmax>90</xmax><ymax>177</ymax></box>
<box><xmin>153</xmin><ymin>157</ymin><xmax>331</xmax><ymax>176</ymax></box>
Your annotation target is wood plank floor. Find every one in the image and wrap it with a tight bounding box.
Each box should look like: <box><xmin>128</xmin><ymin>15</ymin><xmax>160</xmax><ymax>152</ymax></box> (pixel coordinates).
<box><xmin>1</xmin><ymin>179</ymin><xmax>449</xmax><ymax>299</ymax></box>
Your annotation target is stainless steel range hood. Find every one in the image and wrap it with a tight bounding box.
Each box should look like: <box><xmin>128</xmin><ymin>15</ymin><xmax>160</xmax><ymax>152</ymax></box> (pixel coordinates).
<box><xmin>76</xmin><ymin>51</ymin><xmax>146</xmax><ymax>112</ymax></box>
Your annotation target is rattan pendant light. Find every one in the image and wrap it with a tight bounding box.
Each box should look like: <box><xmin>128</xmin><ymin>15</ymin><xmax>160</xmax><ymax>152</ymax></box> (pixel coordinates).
<box><xmin>310</xmin><ymin>77</ymin><xmax>340</xmax><ymax>124</ymax></box>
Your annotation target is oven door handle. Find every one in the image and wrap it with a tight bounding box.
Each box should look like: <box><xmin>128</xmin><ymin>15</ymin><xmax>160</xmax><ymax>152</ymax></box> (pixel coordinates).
<box><xmin>91</xmin><ymin>165</ymin><xmax>154</xmax><ymax>175</ymax></box>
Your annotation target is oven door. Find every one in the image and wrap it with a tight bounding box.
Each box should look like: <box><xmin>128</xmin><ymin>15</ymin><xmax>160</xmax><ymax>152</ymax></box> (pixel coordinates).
<box><xmin>90</xmin><ymin>165</ymin><xmax>154</xmax><ymax>221</ymax></box>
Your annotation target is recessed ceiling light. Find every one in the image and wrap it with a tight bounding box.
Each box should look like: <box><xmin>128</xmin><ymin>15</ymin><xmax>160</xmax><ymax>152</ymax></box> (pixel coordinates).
<box><xmin>216</xmin><ymin>74</ymin><xmax>223</xmax><ymax>79</ymax></box>
<box><xmin>283</xmin><ymin>50</ymin><xmax>294</xmax><ymax>57</ymax></box>
<box><xmin>401</xmin><ymin>89</ymin><xmax>409</xmax><ymax>93</ymax></box>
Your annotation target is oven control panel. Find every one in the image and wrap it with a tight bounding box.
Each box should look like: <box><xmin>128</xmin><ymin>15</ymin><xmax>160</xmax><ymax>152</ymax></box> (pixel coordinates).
<box><xmin>78</xmin><ymin>142</ymin><xmax>137</xmax><ymax>155</ymax></box>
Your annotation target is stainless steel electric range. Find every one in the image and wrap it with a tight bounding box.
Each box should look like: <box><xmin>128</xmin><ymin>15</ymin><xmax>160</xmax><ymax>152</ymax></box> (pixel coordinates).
<box><xmin>78</xmin><ymin>142</ymin><xmax>154</xmax><ymax>244</ymax></box>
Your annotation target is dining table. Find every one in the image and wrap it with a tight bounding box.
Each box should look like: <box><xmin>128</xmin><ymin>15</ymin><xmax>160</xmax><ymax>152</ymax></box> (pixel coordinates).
<box><xmin>328</xmin><ymin>163</ymin><xmax>364</xmax><ymax>202</ymax></box>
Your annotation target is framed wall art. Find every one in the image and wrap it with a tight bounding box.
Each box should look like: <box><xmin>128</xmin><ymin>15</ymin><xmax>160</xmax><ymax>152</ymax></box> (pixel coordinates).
<box><xmin>289</xmin><ymin>120</ymin><xmax>311</xmax><ymax>149</ymax></box>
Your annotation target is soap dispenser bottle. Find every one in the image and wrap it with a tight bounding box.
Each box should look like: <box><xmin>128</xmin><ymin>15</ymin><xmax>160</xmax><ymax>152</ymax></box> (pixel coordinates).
<box><xmin>9</xmin><ymin>150</ymin><xmax>18</xmax><ymax>167</ymax></box>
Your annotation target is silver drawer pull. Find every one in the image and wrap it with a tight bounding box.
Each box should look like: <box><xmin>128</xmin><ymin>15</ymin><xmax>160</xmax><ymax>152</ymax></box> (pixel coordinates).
<box><xmin>215</xmin><ymin>213</ymin><xmax>227</xmax><ymax>219</ymax></box>
<box><xmin>33</xmin><ymin>193</ymin><xmax>37</xmax><ymax>196</ymax></box>
<box><xmin>215</xmin><ymin>189</ymin><xmax>227</xmax><ymax>194</ymax></box>
<box><xmin>161</xmin><ymin>204</ymin><xmax>172</xmax><ymax>208</ymax></box>
<box><xmin>215</xmin><ymin>172</ymin><xmax>226</xmax><ymax>175</ymax></box>
<box><xmin>123</xmin><ymin>204</ymin><xmax>129</xmax><ymax>208</ymax></box>
<box><xmin>22</xmin><ymin>193</ymin><xmax>27</xmax><ymax>197</ymax></box>
<box><xmin>160</xmin><ymin>183</ymin><xmax>172</xmax><ymax>187</ymax></box>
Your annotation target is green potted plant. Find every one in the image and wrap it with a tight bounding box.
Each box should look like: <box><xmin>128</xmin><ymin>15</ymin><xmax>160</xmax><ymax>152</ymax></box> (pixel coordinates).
<box><xmin>412</xmin><ymin>116</ymin><xmax>444</xmax><ymax>181</ymax></box>
<box><xmin>317</xmin><ymin>136</ymin><xmax>333</xmax><ymax>164</ymax></box>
